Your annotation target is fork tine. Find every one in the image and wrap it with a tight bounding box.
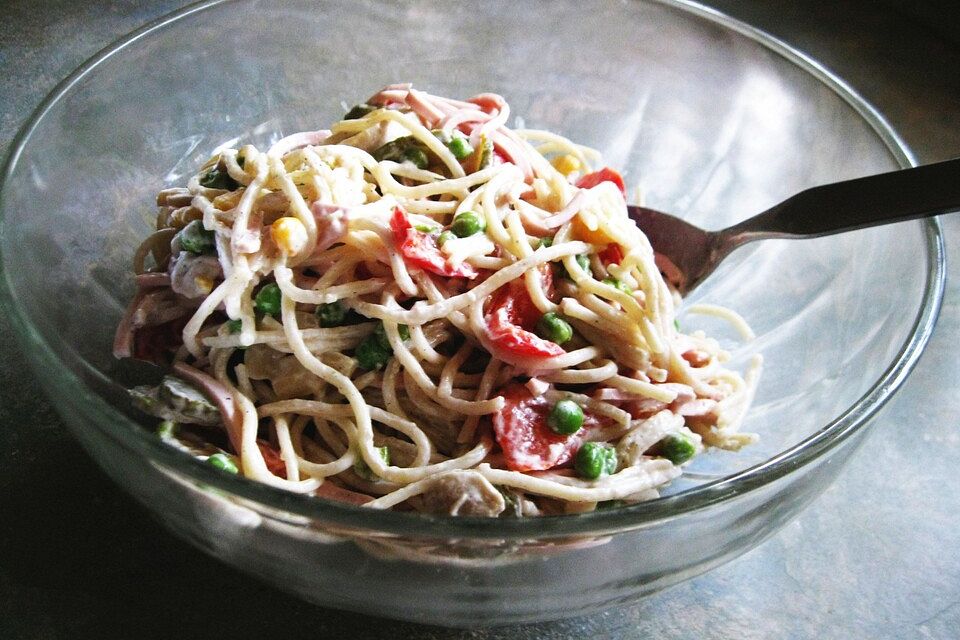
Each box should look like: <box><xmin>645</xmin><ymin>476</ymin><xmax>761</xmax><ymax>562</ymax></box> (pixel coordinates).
<box><xmin>626</xmin><ymin>205</ymin><xmax>718</xmax><ymax>295</ymax></box>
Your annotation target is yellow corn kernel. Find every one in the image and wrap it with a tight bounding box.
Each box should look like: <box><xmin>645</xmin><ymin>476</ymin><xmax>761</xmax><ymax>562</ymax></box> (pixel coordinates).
<box><xmin>551</xmin><ymin>154</ymin><xmax>582</xmax><ymax>177</ymax></box>
<box><xmin>271</xmin><ymin>216</ymin><xmax>308</xmax><ymax>256</ymax></box>
<box><xmin>193</xmin><ymin>275</ymin><xmax>215</xmax><ymax>295</ymax></box>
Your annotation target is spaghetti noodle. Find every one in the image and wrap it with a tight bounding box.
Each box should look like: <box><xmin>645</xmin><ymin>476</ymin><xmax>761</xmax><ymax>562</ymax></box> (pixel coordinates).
<box><xmin>115</xmin><ymin>85</ymin><xmax>760</xmax><ymax>517</ymax></box>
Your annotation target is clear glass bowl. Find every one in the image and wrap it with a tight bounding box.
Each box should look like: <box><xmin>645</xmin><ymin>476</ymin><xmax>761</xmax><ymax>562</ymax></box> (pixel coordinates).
<box><xmin>0</xmin><ymin>0</ymin><xmax>944</xmax><ymax>627</ymax></box>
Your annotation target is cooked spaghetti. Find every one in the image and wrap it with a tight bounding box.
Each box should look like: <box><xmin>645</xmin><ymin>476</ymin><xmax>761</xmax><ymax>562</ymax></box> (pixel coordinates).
<box><xmin>114</xmin><ymin>85</ymin><xmax>760</xmax><ymax>517</ymax></box>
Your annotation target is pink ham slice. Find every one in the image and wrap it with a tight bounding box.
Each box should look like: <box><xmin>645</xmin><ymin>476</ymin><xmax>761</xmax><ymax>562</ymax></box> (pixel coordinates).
<box><xmin>113</xmin><ymin>277</ymin><xmax>183</xmax><ymax>359</ymax></box>
<box><xmin>267</xmin><ymin>130</ymin><xmax>331</xmax><ymax>157</ymax></box>
<box><xmin>310</xmin><ymin>202</ymin><xmax>349</xmax><ymax>253</ymax></box>
<box><xmin>405</xmin><ymin>88</ymin><xmax>445</xmax><ymax>128</ymax></box>
<box><xmin>232</xmin><ymin>210</ymin><xmax>264</xmax><ymax>254</ymax></box>
<box><xmin>135</xmin><ymin>272</ymin><xmax>171</xmax><ymax>288</ymax></box>
<box><xmin>595</xmin><ymin>382</ymin><xmax>718</xmax><ymax>421</ymax></box>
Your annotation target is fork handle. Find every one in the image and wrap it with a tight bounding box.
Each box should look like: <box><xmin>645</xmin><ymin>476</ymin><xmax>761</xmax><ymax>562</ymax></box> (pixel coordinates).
<box><xmin>726</xmin><ymin>157</ymin><xmax>960</xmax><ymax>240</ymax></box>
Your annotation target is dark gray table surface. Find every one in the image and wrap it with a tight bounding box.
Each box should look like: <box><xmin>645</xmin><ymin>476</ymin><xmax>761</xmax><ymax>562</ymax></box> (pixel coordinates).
<box><xmin>2</xmin><ymin>2</ymin><xmax>958</xmax><ymax>638</ymax></box>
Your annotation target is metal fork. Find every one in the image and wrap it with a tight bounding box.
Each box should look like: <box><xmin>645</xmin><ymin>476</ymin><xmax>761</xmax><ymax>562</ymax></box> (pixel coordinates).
<box><xmin>627</xmin><ymin>157</ymin><xmax>960</xmax><ymax>295</ymax></box>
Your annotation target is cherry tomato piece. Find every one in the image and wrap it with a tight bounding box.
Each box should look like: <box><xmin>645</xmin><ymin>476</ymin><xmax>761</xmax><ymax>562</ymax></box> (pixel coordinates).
<box><xmin>576</xmin><ymin>167</ymin><xmax>626</xmax><ymax>196</ymax></box>
<box><xmin>390</xmin><ymin>207</ymin><xmax>478</xmax><ymax>279</ymax></box>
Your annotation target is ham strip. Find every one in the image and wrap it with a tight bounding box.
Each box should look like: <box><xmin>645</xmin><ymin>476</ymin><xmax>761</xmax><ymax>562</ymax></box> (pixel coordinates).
<box><xmin>132</xmin><ymin>289</ymin><xmax>189</xmax><ymax>327</ymax></box>
<box><xmin>675</xmin><ymin>398</ymin><xmax>719</xmax><ymax>420</ymax></box>
<box><xmin>135</xmin><ymin>272</ymin><xmax>171</xmax><ymax>288</ymax></box>
<box><xmin>441</xmin><ymin>107</ymin><xmax>488</xmax><ymax>132</ymax></box>
<box><xmin>597</xmin><ymin>382</ymin><xmax>716</xmax><ymax>421</ymax></box>
<box><xmin>655</xmin><ymin>252</ymin><xmax>684</xmax><ymax>291</ymax></box>
<box><xmin>267</xmin><ymin>130</ymin><xmax>331</xmax><ymax>158</ymax></box>
<box><xmin>113</xmin><ymin>290</ymin><xmax>148</xmax><ymax>359</ymax></box>
<box><xmin>491</xmin><ymin>130</ymin><xmax>533</xmax><ymax>180</ymax></box>
<box><xmin>367</xmin><ymin>87</ymin><xmax>411</xmax><ymax>106</ymax></box>
<box><xmin>470</xmin><ymin>93</ymin><xmax>510</xmax><ymax>138</ymax></box>
<box><xmin>310</xmin><ymin>202</ymin><xmax>350</xmax><ymax>253</ymax></box>
<box><xmin>405</xmin><ymin>88</ymin><xmax>445</xmax><ymax>128</ymax></box>
<box><xmin>113</xmin><ymin>279</ymin><xmax>188</xmax><ymax>359</ymax></box>
<box><xmin>232</xmin><ymin>209</ymin><xmax>263</xmax><ymax>254</ymax></box>
<box><xmin>170</xmin><ymin>363</ymin><xmax>292</xmax><ymax>479</ymax></box>
<box><xmin>542</xmin><ymin>191</ymin><xmax>586</xmax><ymax>228</ymax></box>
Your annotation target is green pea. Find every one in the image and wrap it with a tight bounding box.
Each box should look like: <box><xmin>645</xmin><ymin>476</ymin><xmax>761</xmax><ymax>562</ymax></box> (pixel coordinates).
<box><xmin>414</xmin><ymin>223</ymin><xmax>439</xmax><ymax>234</ymax></box>
<box><xmin>602</xmin><ymin>277</ymin><xmax>632</xmax><ymax>294</ymax></box>
<box><xmin>437</xmin><ymin>230</ymin><xmax>457</xmax><ymax>247</ymax></box>
<box><xmin>548</xmin><ymin>399</ymin><xmax>584</xmax><ymax>435</ymax></box>
<box><xmin>559</xmin><ymin>253</ymin><xmax>592</xmax><ymax>281</ymax></box>
<box><xmin>575</xmin><ymin>442</ymin><xmax>618</xmax><ymax>480</ymax></box>
<box><xmin>373</xmin><ymin>321</ymin><xmax>409</xmax><ymax>347</ymax></box>
<box><xmin>537</xmin><ymin>236</ymin><xmax>553</xmax><ymax>249</ymax></box>
<box><xmin>432</xmin><ymin>129</ymin><xmax>475</xmax><ymax>161</ymax></box>
<box><xmin>316</xmin><ymin>300</ymin><xmax>348</xmax><ymax>327</ymax></box>
<box><xmin>254</xmin><ymin>283</ymin><xmax>282</xmax><ymax>317</ymax></box>
<box><xmin>403</xmin><ymin>147</ymin><xmax>429</xmax><ymax>169</ymax></box>
<box><xmin>156</xmin><ymin>420</ymin><xmax>176</xmax><ymax>438</ymax></box>
<box><xmin>658</xmin><ymin>433</ymin><xmax>697</xmax><ymax>465</ymax></box>
<box><xmin>357</xmin><ymin>322</ymin><xmax>410</xmax><ymax>369</ymax></box>
<box><xmin>178</xmin><ymin>219</ymin><xmax>216</xmax><ymax>254</ymax></box>
<box><xmin>344</xmin><ymin>103</ymin><xmax>375</xmax><ymax>120</ymax></box>
<box><xmin>451</xmin><ymin>210</ymin><xmax>486</xmax><ymax>238</ymax></box>
<box><xmin>207</xmin><ymin>453</ymin><xmax>239</xmax><ymax>474</ymax></box>
<box><xmin>225</xmin><ymin>319</ymin><xmax>247</xmax><ymax>351</ymax></box>
<box><xmin>536</xmin><ymin>312</ymin><xmax>574</xmax><ymax>345</ymax></box>
<box><xmin>199</xmin><ymin>166</ymin><xmax>239</xmax><ymax>191</ymax></box>
<box><xmin>446</xmin><ymin>136</ymin><xmax>474</xmax><ymax>160</ymax></box>
<box><xmin>355</xmin><ymin>335</ymin><xmax>391</xmax><ymax>370</ymax></box>
<box><xmin>354</xmin><ymin>446</ymin><xmax>391</xmax><ymax>481</ymax></box>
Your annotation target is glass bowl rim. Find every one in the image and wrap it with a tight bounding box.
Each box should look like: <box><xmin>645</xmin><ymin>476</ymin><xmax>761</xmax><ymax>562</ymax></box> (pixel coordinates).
<box><xmin>0</xmin><ymin>0</ymin><xmax>945</xmax><ymax>539</ymax></box>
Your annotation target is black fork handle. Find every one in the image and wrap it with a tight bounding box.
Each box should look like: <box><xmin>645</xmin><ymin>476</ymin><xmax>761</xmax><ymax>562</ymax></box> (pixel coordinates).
<box><xmin>726</xmin><ymin>157</ymin><xmax>960</xmax><ymax>240</ymax></box>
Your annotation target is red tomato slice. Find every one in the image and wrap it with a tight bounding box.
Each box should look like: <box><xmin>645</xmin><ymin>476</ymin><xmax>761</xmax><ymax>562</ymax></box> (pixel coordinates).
<box><xmin>486</xmin><ymin>301</ymin><xmax>566</xmax><ymax>359</ymax></box>
<box><xmin>492</xmin><ymin>384</ymin><xmax>591</xmax><ymax>471</ymax></box>
<box><xmin>576</xmin><ymin>167</ymin><xmax>626</xmax><ymax>196</ymax></box>
<box><xmin>503</xmin><ymin>264</ymin><xmax>555</xmax><ymax>326</ymax></box>
<box><xmin>257</xmin><ymin>440</ymin><xmax>288</xmax><ymax>478</ymax></box>
<box><xmin>390</xmin><ymin>207</ymin><xmax>478</xmax><ymax>279</ymax></box>
<box><xmin>483</xmin><ymin>269</ymin><xmax>564</xmax><ymax>360</ymax></box>
<box><xmin>598</xmin><ymin>243</ymin><xmax>625</xmax><ymax>267</ymax></box>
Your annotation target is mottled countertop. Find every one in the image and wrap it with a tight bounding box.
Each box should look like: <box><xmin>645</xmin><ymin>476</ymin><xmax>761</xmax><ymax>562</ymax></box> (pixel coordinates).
<box><xmin>1</xmin><ymin>2</ymin><xmax>958</xmax><ymax>638</ymax></box>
